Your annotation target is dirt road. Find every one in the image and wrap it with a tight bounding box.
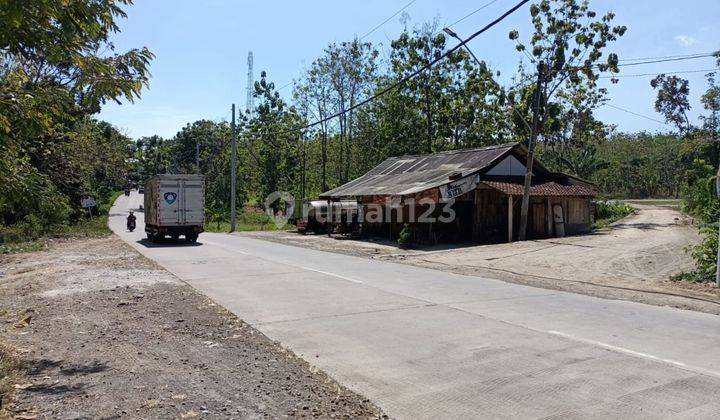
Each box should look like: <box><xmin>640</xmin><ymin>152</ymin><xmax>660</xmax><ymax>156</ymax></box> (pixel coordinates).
<box><xmin>0</xmin><ymin>236</ymin><xmax>384</xmax><ymax>419</ymax></box>
<box><xmin>244</xmin><ymin>205</ymin><xmax>720</xmax><ymax>314</ymax></box>
<box><xmin>389</xmin><ymin>204</ymin><xmax>720</xmax><ymax>313</ymax></box>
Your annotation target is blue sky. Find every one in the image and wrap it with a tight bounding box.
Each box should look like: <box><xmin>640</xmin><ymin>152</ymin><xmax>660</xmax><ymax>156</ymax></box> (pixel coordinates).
<box><xmin>98</xmin><ymin>0</ymin><xmax>720</xmax><ymax>139</ymax></box>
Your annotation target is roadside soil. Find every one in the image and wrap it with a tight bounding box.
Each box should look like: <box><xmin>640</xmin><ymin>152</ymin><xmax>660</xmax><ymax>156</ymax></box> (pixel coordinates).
<box><xmin>0</xmin><ymin>236</ymin><xmax>384</xmax><ymax>419</ymax></box>
<box><xmin>241</xmin><ymin>205</ymin><xmax>720</xmax><ymax>315</ymax></box>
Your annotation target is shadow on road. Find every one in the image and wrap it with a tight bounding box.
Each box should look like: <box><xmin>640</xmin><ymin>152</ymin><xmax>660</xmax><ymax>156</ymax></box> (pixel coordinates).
<box><xmin>136</xmin><ymin>238</ymin><xmax>204</xmax><ymax>248</ymax></box>
<box><xmin>609</xmin><ymin>222</ymin><xmax>674</xmax><ymax>231</ymax></box>
<box><xmin>315</xmin><ymin>232</ymin><xmax>480</xmax><ymax>253</ymax></box>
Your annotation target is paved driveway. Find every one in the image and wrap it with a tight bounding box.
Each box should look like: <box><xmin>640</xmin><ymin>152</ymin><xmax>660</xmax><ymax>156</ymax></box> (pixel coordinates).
<box><xmin>111</xmin><ymin>192</ymin><xmax>720</xmax><ymax>419</ymax></box>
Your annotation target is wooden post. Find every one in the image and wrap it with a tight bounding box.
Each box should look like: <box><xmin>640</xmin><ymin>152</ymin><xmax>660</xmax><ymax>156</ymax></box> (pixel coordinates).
<box><xmin>472</xmin><ymin>190</ymin><xmax>482</xmax><ymax>242</ymax></box>
<box><xmin>546</xmin><ymin>197</ymin><xmax>553</xmax><ymax>238</ymax></box>
<box><xmin>508</xmin><ymin>195</ymin><xmax>513</xmax><ymax>242</ymax></box>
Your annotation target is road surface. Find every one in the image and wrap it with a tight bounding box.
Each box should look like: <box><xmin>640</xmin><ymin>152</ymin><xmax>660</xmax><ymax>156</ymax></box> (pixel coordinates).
<box><xmin>111</xmin><ymin>192</ymin><xmax>720</xmax><ymax>419</ymax></box>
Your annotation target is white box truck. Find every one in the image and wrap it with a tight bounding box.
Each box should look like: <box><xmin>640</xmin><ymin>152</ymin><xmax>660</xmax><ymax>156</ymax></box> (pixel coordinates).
<box><xmin>144</xmin><ymin>174</ymin><xmax>205</xmax><ymax>242</ymax></box>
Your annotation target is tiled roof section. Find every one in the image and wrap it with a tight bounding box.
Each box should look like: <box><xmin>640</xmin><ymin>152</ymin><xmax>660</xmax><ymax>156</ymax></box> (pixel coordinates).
<box><xmin>482</xmin><ymin>180</ymin><xmax>596</xmax><ymax>197</ymax></box>
<box><xmin>320</xmin><ymin>143</ymin><xmax>517</xmax><ymax>198</ymax></box>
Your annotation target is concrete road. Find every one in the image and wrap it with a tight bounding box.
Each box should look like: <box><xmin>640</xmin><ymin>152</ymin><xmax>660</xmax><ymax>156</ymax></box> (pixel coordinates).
<box><xmin>111</xmin><ymin>192</ymin><xmax>720</xmax><ymax>419</ymax></box>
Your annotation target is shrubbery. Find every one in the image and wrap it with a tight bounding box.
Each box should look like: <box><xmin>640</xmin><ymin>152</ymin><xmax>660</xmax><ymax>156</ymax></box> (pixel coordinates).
<box><xmin>593</xmin><ymin>201</ymin><xmax>636</xmax><ymax>229</ymax></box>
<box><xmin>398</xmin><ymin>224</ymin><xmax>412</xmax><ymax>246</ymax></box>
<box><xmin>203</xmin><ymin>207</ymin><xmax>289</xmax><ymax>233</ymax></box>
<box><xmin>0</xmin><ymin>190</ymin><xmax>121</xmax><ymax>252</ymax></box>
<box><xmin>675</xmin><ymin>159</ymin><xmax>720</xmax><ymax>282</ymax></box>
<box><xmin>0</xmin><ymin>1</ymin><xmax>150</xmax><ymax>251</ymax></box>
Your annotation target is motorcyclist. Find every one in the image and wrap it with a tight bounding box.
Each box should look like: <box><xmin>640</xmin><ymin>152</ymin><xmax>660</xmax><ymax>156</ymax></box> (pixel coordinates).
<box><xmin>126</xmin><ymin>210</ymin><xmax>137</xmax><ymax>231</ymax></box>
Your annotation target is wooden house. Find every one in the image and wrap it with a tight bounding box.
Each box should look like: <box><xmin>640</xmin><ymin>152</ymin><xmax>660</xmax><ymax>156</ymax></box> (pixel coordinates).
<box><xmin>319</xmin><ymin>143</ymin><xmax>596</xmax><ymax>244</ymax></box>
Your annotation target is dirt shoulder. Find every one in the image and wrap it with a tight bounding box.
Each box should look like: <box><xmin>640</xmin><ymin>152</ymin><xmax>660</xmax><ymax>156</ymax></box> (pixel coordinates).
<box><xmin>0</xmin><ymin>236</ymin><xmax>384</xmax><ymax>419</ymax></box>
<box><xmin>240</xmin><ymin>205</ymin><xmax>720</xmax><ymax>315</ymax></box>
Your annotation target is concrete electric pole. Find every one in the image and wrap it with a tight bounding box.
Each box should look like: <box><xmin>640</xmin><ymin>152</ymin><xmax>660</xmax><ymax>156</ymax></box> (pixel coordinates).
<box><xmin>716</xmin><ymin>164</ymin><xmax>720</xmax><ymax>287</ymax></box>
<box><xmin>195</xmin><ymin>141</ymin><xmax>200</xmax><ymax>174</ymax></box>
<box><xmin>230</xmin><ymin>104</ymin><xmax>237</xmax><ymax>232</ymax></box>
<box><xmin>246</xmin><ymin>52</ymin><xmax>254</xmax><ymax>117</ymax></box>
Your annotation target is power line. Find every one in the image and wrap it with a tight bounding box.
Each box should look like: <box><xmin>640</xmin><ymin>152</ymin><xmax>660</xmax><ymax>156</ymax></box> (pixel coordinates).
<box><xmin>618</xmin><ymin>51</ymin><xmax>717</xmax><ymax>63</ymax></box>
<box><xmin>444</xmin><ymin>0</ymin><xmax>502</xmax><ymax>28</ymax></box>
<box><xmin>277</xmin><ymin>0</ymin><xmax>420</xmax><ymax>92</ymax></box>
<box><xmin>360</xmin><ymin>0</ymin><xmax>418</xmax><ymax>40</ymax></box>
<box><xmin>603</xmin><ymin>103</ymin><xmax>668</xmax><ymax>125</ymax></box>
<box><xmin>277</xmin><ymin>81</ymin><xmax>294</xmax><ymax>92</ymax></box>
<box><xmin>615</xmin><ymin>53</ymin><xmax>716</xmax><ymax>68</ymax></box>
<box><xmin>269</xmin><ymin>0</ymin><xmax>530</xmax><ymax>136</ymax></box>
<box><xmin>573</xmin><ymin>53</ymin><xmax>717</xmax><ymax>72</ymax></box>
<box><xmin>599</xmin><ymin>68</ymin><xmax>717</xmax><ymax>79</ymax></box>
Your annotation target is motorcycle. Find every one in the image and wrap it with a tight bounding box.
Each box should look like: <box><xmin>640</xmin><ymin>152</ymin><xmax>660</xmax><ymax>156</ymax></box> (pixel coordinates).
<box><xmin>127</xmin><ymin>218</ymin><xmax>136</xmax><ymax>232</ymax></box>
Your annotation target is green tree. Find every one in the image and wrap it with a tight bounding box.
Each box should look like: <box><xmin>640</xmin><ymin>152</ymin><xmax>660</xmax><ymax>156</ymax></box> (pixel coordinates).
<box><xmin>294</xmin><ymin>39</ymin><xmax>379</xmax><ymax>189</ymax></box>
<box><xmin>651</xmin><ymin>75</ymin><xmax>692</xmax><ymax>133</ymax></box>
<box><xmin>508</xmin><ymin>0</ymin><xmax>626</xmax><ymax>164</ymax></box>
<box><xmin>0</xmin><ymin>0</ymin><xmax>153</xmax><ymax>238</ymax></box>
<box><xmin>246</xmin><ymin>71</ymin><xmax>304</xmax><ymax>209</ymax></box>
<box><xmin>136</xmin><ymin>135</ymin><xmax>170</xmax><ymax>178</ymax></box>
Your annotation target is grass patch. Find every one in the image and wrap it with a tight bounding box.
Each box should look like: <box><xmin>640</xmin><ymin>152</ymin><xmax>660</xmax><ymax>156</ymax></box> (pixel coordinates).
<box><xmin>0</xmin><ymin>190</ymin><xmax>120</xmax><ymax>254</ymax></box>
<box><xmin>623</xmin><ymin>198</ymin><xmax>681</xmax><ymax>208</ymax></box>
<box><xmin>204</xmin><ymin>208</ymin><xmax>293</xmax><ymax>233</ymax></box>
<box><xmin>204</xmin><ymin>221</ymin><xmax>292</xmax><ymax>233</ymax></box>
<box><xmin>593</xmin><ymin>201</ymin><xmax>636</xmax><ymax>230</ymax></box>
<box><xmin>0</xmin><ymin>215</ymin><xmax>112</xmax><ymax>254</ymax></box>
<box><xmin>0</xmin><ymin>341</ymin><xmax>22</xmax><ymax>415</ymax></box>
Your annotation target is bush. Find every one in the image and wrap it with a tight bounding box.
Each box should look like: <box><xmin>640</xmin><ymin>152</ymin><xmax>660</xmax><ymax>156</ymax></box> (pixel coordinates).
<box><xmin>676</xmin><ymin>159</ymin><xmax>719</xmax><ymax>282</ymax></box>
<box><xmin>593</xmin><ymin>201</ymin><xmax>635</xmax><ymax>229</ymax></box>
<box><xmin>0</xmin><ymin>157</ymin><xmax>72</xmax><ymax>227</ymax></box>
<box><xmin>203</xmin><ymin>207</ymin><xmax>290</xmax><ymax>233</ymax></box>
<box><xmin>0</xmin><ymin>215</ymin><xmax>47</xmax><ymax>243</ymax></box>
<box><xmin>0</xmin><ymin>190</ymin><xmax>121</xmax><ymax>253</ymax></box>
<box><xmin>682</xmin><ymin>159</ymin><xmax>720</xmax><ymax>222</ymax></box>
<box><xmin>398</xmin><ymin>224</ymin><xmax>412</xmax><ymax>245</ymax></box>
<box><xmin>674</xmin><ymin>224</ymin><xmax>718</xmax><ymax>282</ymax></box>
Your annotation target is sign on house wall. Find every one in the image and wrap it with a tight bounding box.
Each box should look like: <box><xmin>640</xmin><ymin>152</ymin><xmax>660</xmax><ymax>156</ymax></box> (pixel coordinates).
<box><xmin>440</xmin><ymin>174</ymin><xmax>480</xmax><ymax>201</ymax></box>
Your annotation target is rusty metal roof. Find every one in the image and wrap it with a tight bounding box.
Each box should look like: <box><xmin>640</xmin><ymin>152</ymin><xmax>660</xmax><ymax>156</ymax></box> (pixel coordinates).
<box><xmin>481</xmin><ymin>180</ymin><xmax>596</xmax><ymax>197</ymax></box>
<box><xmin>320</xmin><ymin>143</ymin><xmax>517</xmax><ymax>198</ymax></box>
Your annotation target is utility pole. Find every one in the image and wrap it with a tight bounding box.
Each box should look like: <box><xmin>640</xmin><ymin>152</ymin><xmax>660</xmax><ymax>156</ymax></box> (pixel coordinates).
<box><xmin>246</xmin><ymin>52</ymin><xmax>254</xmax><ymax>117</ymax></box>
<box><xmin>518</xmin><ymin>61</ymin><xmax>544</xmax><ymax>241</ymax></box>
<box><xmin>716</xmin><ymin>146</ymin><xmax>720</xmax><ymax>287</ymax></box>
<box><xmin>230</xmin><ymin>104</ymin><xmax>237</xmax><ymax>232</ymax></box>
<box><xmin>195</xmin><ymin>141</ymin><xmax>200</xmax><ymax>174</ymax></box>
<box><xmin>300</xmin><ymin>133</ymin><xmax>306</xmax><ymax>201</ymax></box>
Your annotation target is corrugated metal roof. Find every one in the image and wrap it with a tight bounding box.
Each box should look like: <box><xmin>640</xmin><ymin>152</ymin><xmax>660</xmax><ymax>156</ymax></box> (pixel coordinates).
<box><xmin>482</xmin><ymin>180</ymin><xmax>596</xmax><ymax>197</ymax></box>
<box><xmin>320</xmin><ymin>143</ymin><xmax>517</xmax><ymax>198</ymax></box>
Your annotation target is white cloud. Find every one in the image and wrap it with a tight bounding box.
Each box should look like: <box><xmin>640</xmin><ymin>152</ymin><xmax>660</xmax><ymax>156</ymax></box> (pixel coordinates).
<box><xmin>674</xmin><ymin>35</ymin><xmax>697</xmax><ymax>47</ymax></box>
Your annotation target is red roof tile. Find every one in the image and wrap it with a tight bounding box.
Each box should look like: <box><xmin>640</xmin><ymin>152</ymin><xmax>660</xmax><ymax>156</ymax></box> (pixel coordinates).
<box><xmin>482</xmin><ymin>180</ymin><xmax>596</xmax><ymax>197</ymax></box>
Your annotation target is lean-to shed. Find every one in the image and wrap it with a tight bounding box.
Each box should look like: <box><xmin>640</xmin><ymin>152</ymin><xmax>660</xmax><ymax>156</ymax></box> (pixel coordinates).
<box><xmin>320</xmin><ymin>143</ymin><xmax>596</xmax><ymax>243</ymax></box>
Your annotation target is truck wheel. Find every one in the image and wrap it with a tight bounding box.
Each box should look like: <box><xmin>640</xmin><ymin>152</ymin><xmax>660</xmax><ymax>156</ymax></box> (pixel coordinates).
<box><xmin>185</xmin><ymin>234</ymin><xmax>198</xmax><ymax>243</ymax></box>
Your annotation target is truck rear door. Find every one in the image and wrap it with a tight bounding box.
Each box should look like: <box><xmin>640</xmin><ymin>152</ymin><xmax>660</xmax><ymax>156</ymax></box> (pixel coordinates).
<box><xmin>181</xmin><ymin>178</ymin><xmax>204</xmax><ymax>225</ymax></box>
<box><xmin>159</xmin><ymin>179</ymin><xmax>182</xmax><ymax>225</ymax></box>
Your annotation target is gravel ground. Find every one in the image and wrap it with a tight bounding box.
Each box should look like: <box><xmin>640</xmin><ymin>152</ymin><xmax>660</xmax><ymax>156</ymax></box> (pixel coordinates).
<box><xmin>240</xmin><ymin>205</ymin><xmax>720</xmax><ymax>315</ymax></box>
<box><xmin>0</xmin><ymin>236</ymin><xmax>385</xmax><ymax>419</ymax></box>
